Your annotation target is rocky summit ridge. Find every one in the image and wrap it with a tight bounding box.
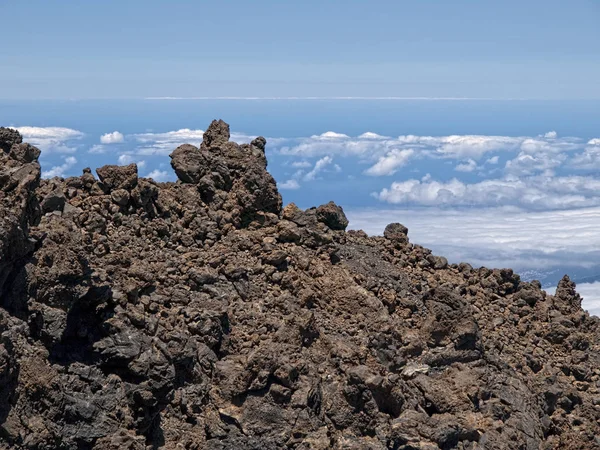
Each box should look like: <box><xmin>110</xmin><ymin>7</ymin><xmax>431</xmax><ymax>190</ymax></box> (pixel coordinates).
<box><xmin>0</xmin><ymin>120</ymin><xmax>599</xmax><ymax>450</ymax></box>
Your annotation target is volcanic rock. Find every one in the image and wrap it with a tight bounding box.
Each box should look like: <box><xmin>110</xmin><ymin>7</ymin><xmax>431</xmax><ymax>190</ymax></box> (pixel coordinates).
<box><xmin>316</xmin><ymin>201</ymin><xmax>349</xmax><ymax>231</ymax></box>
<box><xmin>96</xmin><ymin>163</ymin><xmax>138</xmax><ymax>192</ymax></box>
<box><xmin>384</xmin><ymin>222</ymin><xmax>409</xmax><ymax>242</ymax></box>
<box><xmin>0</xmin><ymin>127</ymin><xmax>22</xmax><ymax>153</ymax></box>
<box><xmin>0</xmin><ymin>120</ymin><xmax>599</xmax><ymax>450</ymax></box>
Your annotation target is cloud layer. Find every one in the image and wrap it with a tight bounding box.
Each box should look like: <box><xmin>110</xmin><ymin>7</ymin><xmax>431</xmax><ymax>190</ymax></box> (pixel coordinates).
<box><xmin>15</xmin><ymin>126</ymin><xmax>84</xmax><ymax>154</ymax></box>
<box><xmin>374</xmin><ymin>175</ymin><xmax>600</xmax><ymax>210</ymax></box>
<box><xmin>570</xmin><ymin>282</ymin><xmax>600</xmax><ymax>316</ymax></box>
<box><xmin>132</xmin><ymin>129</ymin><xmax>254</xmax><ymax>155</ymax></box>
<box><xmin>346</xmin><ymin>206</ymin><xmax>600</xmax><ymax>270</ymax></box>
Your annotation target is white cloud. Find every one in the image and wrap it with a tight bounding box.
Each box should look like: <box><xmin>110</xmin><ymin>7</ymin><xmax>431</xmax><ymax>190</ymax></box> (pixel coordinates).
<box><xmin>291</xmin><ymin>161</ymin><xmax>312</xmax><ymax>168</ymax></box>
<box><xmin>505</xmin><ymin>151</ymin><xmax>566</xmax><ymax>176</ymax></box>
<box><xmin>278</xmin><ymin>136</ymin><xmax>376</xmax><ymax>158</ymax></box>
<box><xmin>134</xmin><ymin>129</ymin><xmax>205</xmax><ymax>155</ymax></box>
<box><xmin>486</xmin><ymin>156</ymin><xmax>499</xmax><ymax>165</ymax></box>
<box><xmin>359</xmin><ymin>132</ymin><xmax>388</xmax><ymax>140</ymax></box>
<box><xmin>133</xmin><ymin>128</ymin><xmax>255</xmax><ymax>155</ymax></box>
<box><xmin>145</xmin><ymin>169</ymin><xmax>172</xmax><ymax>182</ymax></box>
<box><xmin>42</xmin><ymin>156</ymin><xmax>77</xmax><ymax>178</ymax></box>
<box><xmin>569</xmin><ymin>282</ymin><xmax>600</xmax><ymax>316</ymax></box>
<box><xmin>431</xmin><ymin>135</ymin><xmax>522</xmax><ymax>159</ymax></box>
<box><xmin>365</xmin><ymin>149</ymin><xmax>415</xmax><ymax>176</ymax></box>
<box><xmin>100</xmin><ymin>131</ymin><xmax>124</xmax><ymax>144</ymax></box>
<box><xmin>569</xmin><ymin>139</ymin><xmax>600</xmax><ymax>170</ymax></box>
<box><xmin>89</xmin><ymin>145</ymin><xmax>107</xmax><ymax>154</ymax></box>
<box><xmin>316</xmin><ymin>131</ymin><xmax>349</xmax><ymax>139</ymax></box>
<box><xmin>455</xmin><ymin>159</ymin><xmax>478</xmax><ymax>172</ymax></box>
<box><xmin>519</xmin><ymin>137</ymin><xmax>581</xmax><ymax>155</ymax></box>
<box><xmin>544</xmin><ymin>131</ymin><xmax>558</xmax><ymax>139</ymax></box>
<box><xmin>278</xmin><ymin>179</ymin><xmax>301</xmax><ymax>190</ymax></box>
<box><xmin>14</xmin><ymin>126</ymin><xmax>83</xmax><ymax>154</ymax></box>
<box><xmin>274</xmin><ymin>131</ymin><xmax>586</xmax><ymax>162</ymax></box>
<box><xmin>117</xmin><ymin>154</ymin><xmax>145</xmax><ymax>168</ymax></box>
<box><xmin>346</xmin><ymin>206</ymin><xmax>600</xmax><ymax>270</ymax></box>
<box><xmin>374</xmin><ymin>175</ymin><xmax>600</xmax><ymax>210</ymax></box>
<box><xmin>118</xmin><ymin>154</ymin><xmax>134</xmax><ymax>165</ymax></box>
<box><xmin>304</xmin><ymin>156</ymin><xmax>333</xmax><ymax>181</ymax></box>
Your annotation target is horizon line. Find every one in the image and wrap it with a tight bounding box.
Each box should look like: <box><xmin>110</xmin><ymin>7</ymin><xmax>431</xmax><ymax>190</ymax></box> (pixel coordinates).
<box><xmin>144</xmin><ymin>96</ymin><xmax>530</xmax><ymax>101</ymax></box>
<box><xmin>2</xmin><ymin>96</ymin><xmax>598</xmax><ymax>101</ymax></box>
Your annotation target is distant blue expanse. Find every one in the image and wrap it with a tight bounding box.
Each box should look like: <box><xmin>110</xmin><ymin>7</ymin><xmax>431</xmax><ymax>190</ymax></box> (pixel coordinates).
<box><xmin>3</xmin><ymin>99</ymin><xmax>599</xmax><ymax>140</ymax></box>
<box><xmin>1</xmin><ymin>98</ymin><xmax>599</xmax><ymax>205</ymax></box>
<box><xmin>1</xmin><ymin>1</ymin><xmax>599</xmax><ymax>99</ymax></box>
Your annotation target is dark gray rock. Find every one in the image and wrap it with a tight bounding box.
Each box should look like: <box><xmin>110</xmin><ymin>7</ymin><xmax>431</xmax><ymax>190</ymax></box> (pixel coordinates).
<box><xmin>170</xmin><ymin>144</ymin><xmax>208</xmax><ymax>184</ymax></box>
<box><xmin>316</xmin><ymin>201</ymin><xmax>349</xmax><ymax>231</ymax></box>
<box><xmin>40</xmin><ymin>189</ymin><xmax>66</xmax><ymax>213</ymax></box>
<box><xmin>384</xmin><ymin>222</ymin><xmax>409</xmax><ymax>242</ymax></box>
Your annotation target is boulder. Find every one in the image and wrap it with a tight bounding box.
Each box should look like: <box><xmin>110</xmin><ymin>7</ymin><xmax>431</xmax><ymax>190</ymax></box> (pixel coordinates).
<box><xmin>96</xmin><ymin>163</ymin><xmax>138</xmax><ymax>192</ymax></box>
<box><xmin>384</xmin><ymin>222</ymin><xmax>409</xmax><ymax>242</ymax></box>
<box><xmin>169</xmin><ymin>144</ymin><xmax>208</xmax><ymax>184</ymax></box>
<box><xmin>9</xmin><ymin>143</ymin><xmax>41</xmax><ymax>163</ymax></box>
<box><xmin>0</xmin><ymin>127</ymin><xmax>22</xmax><ymax>153</ymax></box>
<box><xmin>316</xmin><ymin>201</ymin><xmax>349</xmax><ymax>231</ymax></box>
<box><xmin>41</xmin><ymin>189</ymin><xmax>66</xmax><ymax>213</ymax></box>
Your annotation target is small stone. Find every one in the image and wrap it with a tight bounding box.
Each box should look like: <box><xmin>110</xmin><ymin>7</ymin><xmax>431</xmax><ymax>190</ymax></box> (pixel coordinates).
<box><xmin>432</xmin><ymin>256</ymin><xmax>448</xmax><ymax>270</ymax></box>
<box><xmin>251</xmin><ymin>136</ymin><xmax>267</xmax><ymax>152</ymax></box>
<box><xmin>110</xmin><ymin>189</ymin><xmax>130</xmax><ymax>206</ymax></box>
<box><xmin>262</xmin><ymin>250</ymin><xmax>288</xmax><ymax>267</ymax></box>
<box><xmin>401</xmin><ymin>363</ymin><xmax>430</xmax><ymax>379</ymax></box>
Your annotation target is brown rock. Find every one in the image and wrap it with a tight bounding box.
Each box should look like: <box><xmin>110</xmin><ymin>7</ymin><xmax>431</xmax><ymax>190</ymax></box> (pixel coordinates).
<box><xmin>96</xmin><ymin>163</ymin><xmax>138</xmax><ymax>192</ymax></box>
<box><xmin>0</xmin><ymin>120</ymin><xmax>597</xmax><ymax>450</ymax></box>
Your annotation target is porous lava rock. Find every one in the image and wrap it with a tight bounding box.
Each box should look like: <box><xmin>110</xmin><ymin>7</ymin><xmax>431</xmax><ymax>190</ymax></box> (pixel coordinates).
<box><xmin>316</xmin><ymin>201</ymin><xmax>349</xmax><ymax>231</ymax></box>
<box><xmin>96</xmin><ymin>163</ymin><xmax>139</xmax><ymax>192</ymax></box>
<box><xmin>0</xmin><ymin>127</ymin><xmax>22</xmax><ymax>153</ymax></box>
<box><xmin>0</xmin><ymin>121</ymin><xmax>599</xmax><ymax>450</ymax></box>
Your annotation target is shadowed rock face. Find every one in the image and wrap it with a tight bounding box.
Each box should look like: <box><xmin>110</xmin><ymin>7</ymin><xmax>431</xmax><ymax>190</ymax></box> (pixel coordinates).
<box><xmin>0</xmin><ymin>121</ymin><xmax>599</xmax><ymax>450</ymax></box>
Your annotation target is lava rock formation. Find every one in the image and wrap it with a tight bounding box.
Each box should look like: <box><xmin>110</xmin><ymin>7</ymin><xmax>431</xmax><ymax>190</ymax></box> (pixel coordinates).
<box><xmin>0</xmin><ymin>121</ymin><xmax>599</xmax><ymax>449</ymax></box>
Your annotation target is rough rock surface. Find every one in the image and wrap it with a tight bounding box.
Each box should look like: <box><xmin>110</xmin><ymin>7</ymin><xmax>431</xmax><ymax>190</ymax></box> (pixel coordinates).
<box><xmin>0</xmin><ymin>121</ymin><xmax>599</xmax><ymax>450</ymax></box>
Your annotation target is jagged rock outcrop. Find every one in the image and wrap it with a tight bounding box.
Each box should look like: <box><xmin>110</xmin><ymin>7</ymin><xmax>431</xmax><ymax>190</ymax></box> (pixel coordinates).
<box><xmin>0</xmin><ymin>121</ymin><xmax>599</xmax><ymax>450</ymax></box>
<box><xmin>169</xmin><ymin>119</ymin><xmax>281</xmax><ymax>227</ymax></box>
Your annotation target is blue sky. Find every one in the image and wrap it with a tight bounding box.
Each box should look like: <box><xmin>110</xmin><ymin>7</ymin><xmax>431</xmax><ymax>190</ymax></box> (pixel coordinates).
<box><xmin>1</xmin><ymin>0</ymin><xmax>599</xmax><ymax>99</ymax></box>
